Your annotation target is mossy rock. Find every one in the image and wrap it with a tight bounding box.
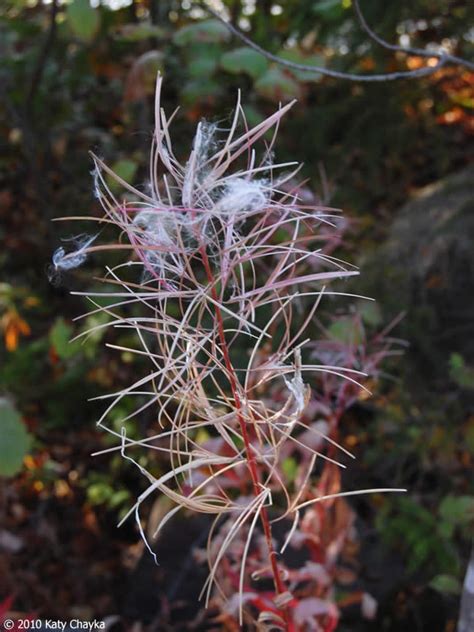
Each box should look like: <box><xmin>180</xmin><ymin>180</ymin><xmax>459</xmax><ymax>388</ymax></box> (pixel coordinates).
<box><xmin>359</xmin><ymin>166</ymin><xmax>474</xmax><ymax>392</ymax></box>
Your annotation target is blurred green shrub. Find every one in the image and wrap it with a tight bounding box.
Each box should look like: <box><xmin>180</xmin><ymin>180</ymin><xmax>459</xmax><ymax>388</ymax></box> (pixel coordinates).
<box><xmin>0</xmin><ymin>399</ymin><xmax>32</xmax><ymax>476</ymax></box>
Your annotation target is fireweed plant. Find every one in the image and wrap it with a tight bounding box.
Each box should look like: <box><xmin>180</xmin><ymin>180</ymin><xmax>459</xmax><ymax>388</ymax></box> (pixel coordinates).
<box><xmin>53</xmin><ymin>75</ymin><xmax>404</xmax><ymax>630</ymax></box>
<box><xmin>204</xmin><ymin>311</ymin><xmax>403</xmax><ymax>630</ymax></box>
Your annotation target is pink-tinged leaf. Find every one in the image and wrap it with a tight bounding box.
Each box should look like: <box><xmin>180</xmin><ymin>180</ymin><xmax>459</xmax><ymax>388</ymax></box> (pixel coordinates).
<box><xmin>361</xmin><ymin>592</ymin><xmax>378</xmax><ymax>620</ymax></box>
<box><xmin>236</xmin><ymin>270</ymin><xmax>359</xmax><ymax>301</ymax></box>
<box><xmin>294</xmin><ymin>597</ymin><xmax>338</xmax><ymax>626</ymax></box>
<box><xmin>0</xmin><ymin>595</ymin><xmax>14</xmax><ymax>620</ymax></box>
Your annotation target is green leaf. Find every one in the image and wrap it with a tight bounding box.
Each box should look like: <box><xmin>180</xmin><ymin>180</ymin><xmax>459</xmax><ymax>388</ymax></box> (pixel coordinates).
<box><xmin>108</xmin><ymin>489</ymin><xmax>131</xmax><ymax>509</ymax></box>
<box><xmin>50</xmin><ymin>318</ymin><xmax>80</xmax><ymax>360</ymax></box>
<box><xmin>450</xmin><ymin>352</ymin><xmax>464</xmax><ymax>371</ymax></box>
<box><xmin>221</xmin><ymin>47</ymin><xmax>268</xmax><ymax>79</ymax></box>
<box><xmin>87</xmin><ymin>482</ymin><xmax>113</xmax><ymax>505</ymax></box>
<box><xmin>115</xmin><ymin>23</ymin><xmax>165</xmax><ymax>42</ymax></box>
<box><xmin>438</xmin><ymin>520</ymin><xmax>454</xmax><ymax>539</ymax></box>
<box><xmin>188</xmin><ymin>55</ymin><xmax>218</xmax><ymax>78</ymax></box>
<box><xmin>281</xmin><ymin>457</ymin><xmax>298</xmax><ymax>482</ymax></box>
<box><xmin>173</xmin><ymin>19</ymin><xmax>230</xmax><ymax>46</ymax></box>
<box><xmin>180</xmin><ymin>78</ymin><xmax>222</xmax><ymax>105</ymax></box>
<box><xmin>312</xmin><ymin>0</ymin><xmax>344</xmax><ymax>21</ymax></box>
<box><xmin>430</xmin><ymin>574</ymin><xmax>462</xmax><ymax>595</ymax></box>
<box><xmin>67</xmin><ymin>0</ymin><xmax>100</xmax><ymax>42</ymax></box>
<box><xmin>106</xmin><ymin>159</ymin><xmax>138</xmax><ymax>193</ymax></box>
<box><xmin>358</xmin><ymin>300</ymin><xmax>382</xmax><ymax>327</ymax></box>
<box><xmin>328</xmin><ymin>317</ymin><xmax>364</xmax><ymax>346</ymax></box>
<box><xmin>255</xmin><ymin>67</ymin><xmax>301</xmax><ymax>102</ymax></box>
<box><xmin>439</xmin><ymin>495</ymin><xmax>474</xmax><ymax>527</ymax></box>
<box><xmin>449</xmin><ymin>353</ymin><xmax>474</xmax><ymax>389</ymax></box>
<box><xmin>277</xmin><ymin>49</ymin><xmax>325</xmax><ymax>82</ymax></box>
<box><xmin>195</xmin><ymin>428</ymin><xmax>210</xmax><ymax>444</ymax></box>
<box><xmin>0</xmin><ymin>399</ymin><xmax>32</xmax><ymax>477</ymax></box>
<box><xmin>242</xmin><ymin>105</ymin><xmax>263</xmax><ymax>127</ymax></box>
<box><xmin>377</xmin><ymin>497</ymin><xmax>459</xmax><ymax>575</ymax></box>
<box><xmin>412</xmin><ymin>538</ymin><xmax>431</xmax><ymax>568</ymax></box>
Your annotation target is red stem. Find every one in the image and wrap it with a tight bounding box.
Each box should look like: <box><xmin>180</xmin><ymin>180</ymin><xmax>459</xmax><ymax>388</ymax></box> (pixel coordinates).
<box><xmin>199</xmin><ymin>244</ymin><xmax>292</xmax><ymax>629</ymax></box>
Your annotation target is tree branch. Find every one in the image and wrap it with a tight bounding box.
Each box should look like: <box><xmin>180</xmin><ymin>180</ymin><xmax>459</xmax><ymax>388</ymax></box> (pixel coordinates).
<box><xmin>201</xmin><ymin>0</ymin><xmax>473</xmax><ymax>82</ymax></box>
<box><xmin>353</xmin><ymin>0</ymin><xmax>474</xmax><ymax>71</ymax></box>
<box><xmin>26</xmin><ymin>0</ymin><xmax>59</xmax><ymax>113</ymax></box>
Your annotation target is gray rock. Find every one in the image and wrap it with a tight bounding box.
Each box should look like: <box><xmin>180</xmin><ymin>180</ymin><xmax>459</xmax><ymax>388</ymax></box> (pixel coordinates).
<box><xmin>360</xmin><ymin>165</ymin><xmax>474</xmax><ymax>387</ymax></box>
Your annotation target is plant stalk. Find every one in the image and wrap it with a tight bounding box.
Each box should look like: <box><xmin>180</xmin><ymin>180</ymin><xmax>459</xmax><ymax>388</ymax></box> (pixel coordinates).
<box><xmin>199</xmin><ymin>243</ymin><xmax>292</xmax><ymax>629</ymax></box>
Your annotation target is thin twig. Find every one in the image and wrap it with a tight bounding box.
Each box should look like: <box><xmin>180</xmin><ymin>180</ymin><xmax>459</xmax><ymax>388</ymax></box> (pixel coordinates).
<box><xmin>202</xmin><ymin>1</ymin><xmax>473</xmax><ymax>82</ymax></box>
<box><xmin>26</xmin><ymin>0</ymin><xmax>59</xmax><ymax>112</ymax></box>
<box><xmin>353</xmin><ymin>0</ymin><xmax>474</xmax><ymax>70</ymax></box>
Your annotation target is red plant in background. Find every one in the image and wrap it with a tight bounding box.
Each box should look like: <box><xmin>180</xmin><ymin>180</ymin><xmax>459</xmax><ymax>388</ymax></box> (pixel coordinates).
<box><xmin>198</xmin><ymin>313</ymin><xmax>401</xmax><ymax>631</ymax></box>
<box><xmin>54</xmin><ymin>75</ymin><xmax>404</xmax><ymax>630</ymax></box>
<box><xmin>0</xmin><ymin>596</ymin><xmax>34</xmax><ymax>631</ymax></box>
